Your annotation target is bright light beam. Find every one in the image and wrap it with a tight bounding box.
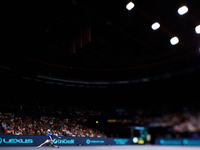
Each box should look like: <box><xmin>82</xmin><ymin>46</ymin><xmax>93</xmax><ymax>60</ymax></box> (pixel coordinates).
<box><xmin>178</xmin><ymin>6</ymin><xmax>188</xmax><ymax>15</ymax></box>
<box><xmin>126</xmin><ymin>2</ymin><xmax>135</xmax><ymax>10</ymax></box>
<box><xmin>170</xmin><ymin>37</ymin><xmax>179</xmax><ymax>45</ymax></box>
<box><xmin>195</xmin><ymin>25</ymin><xmax>200</xmax><ymax>34</ymax></box>
<box><xmin>151</xmin><ymin>22</ymin><xmax>160</xmax><ymax>30</ymax></box>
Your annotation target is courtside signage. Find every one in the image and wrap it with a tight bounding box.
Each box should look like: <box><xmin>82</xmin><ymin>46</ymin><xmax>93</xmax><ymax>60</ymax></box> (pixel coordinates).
<box><xmin>0</xmin><ymin>138</ymin><xmax>33</xmax><ymax>144</ymax></box>
<box><xmin>155</xmin><ymin>138</ymin><xmax>200</xmax><ymax>146</ymax></box>
<box><xmin>0</xmin><ymin>134</ymin><xmax>132</xmax><ymax>146</ymax></box>
<box><xmin>114</xmin><ymin>139</ymin><xmax>128</xmax><ymax>145</ymax></box>
<box><xmin>86</xmin><ymin>139</ymin><xmax>105</xmax><ymax>144</ymax></box>
<box><xmin>53</xmin><ymin>139</ymin><xmax>74</xmax><ymax>144</ymax></box>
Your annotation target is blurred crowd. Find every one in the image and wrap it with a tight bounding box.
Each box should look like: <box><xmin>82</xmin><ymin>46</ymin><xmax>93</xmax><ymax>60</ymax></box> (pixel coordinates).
<box><xmin>148</xmin><ymin>111</ymin><xmax>200</xmax><ymax>133</ymax></box>
<box><xmin>0</xmin><ymin>94</ymin><xmax>200</xmax><ymax>138</ymax></box>
<box><xmin>107</xmin><ymin>106</ymin><xmax>200</xmax><ymax>133</ymax></box>
<box><xmin>0</xmin><ymin>112</ymin><xmax>107</xmax><ymax>138</ymax></box>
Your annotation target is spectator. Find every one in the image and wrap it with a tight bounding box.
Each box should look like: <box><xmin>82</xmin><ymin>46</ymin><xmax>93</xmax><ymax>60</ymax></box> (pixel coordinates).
<box><xmin>0</xmin><ymin>112</ymin><xmax>106</xmax><ymax>138</ymax></box>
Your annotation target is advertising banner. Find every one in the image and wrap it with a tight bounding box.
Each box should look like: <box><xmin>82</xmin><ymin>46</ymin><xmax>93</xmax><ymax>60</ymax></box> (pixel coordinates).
<box><xmin>155</xmin><ymin>138</ymin><xmax>200</xmax><ymax>146</ymax></box>
<box><xmin>0</xmin><ymin>134</ymin><xmax>132</xmax><ymax>147</ymax></box>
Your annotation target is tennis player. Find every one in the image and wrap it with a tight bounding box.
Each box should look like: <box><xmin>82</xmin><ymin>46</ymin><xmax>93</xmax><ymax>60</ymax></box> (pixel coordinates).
<box><xmin>37</xmin><ymin>129</ymin><xmax>61</xmax><ymax>148</ymax></box>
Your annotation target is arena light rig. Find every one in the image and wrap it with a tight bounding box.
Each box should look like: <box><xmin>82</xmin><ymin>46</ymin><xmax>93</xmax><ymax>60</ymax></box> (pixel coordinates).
<box><xmin>195</xmin><ymin>25</ymin><xmax>200</xmax><ymax>34</ymax></box>
<box><xmin>151</xmin><ymin>22</ymin><xmax>160</xmax><ymax>30</ymax></box>
<box><xmin>126</xmin><ymin>2</ymin><xmax>135</xmax><ymax>10</ymax></box>
<box><xmin>170</xmin><ymin>36</ymin><xmax>179</xmax><ymax>45</ymax></box>
<box><xmin>178</xmin><ymin>6</ymin><xmax>188</xmax><ymax>15</ymax></box>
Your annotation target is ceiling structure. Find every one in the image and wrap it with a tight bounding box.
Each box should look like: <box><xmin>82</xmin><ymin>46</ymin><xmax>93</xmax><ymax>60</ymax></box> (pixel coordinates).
<box><xmin>1</xmin><ymin>0</ymin><xmax>200</xmax><ymax>87</ymax></box>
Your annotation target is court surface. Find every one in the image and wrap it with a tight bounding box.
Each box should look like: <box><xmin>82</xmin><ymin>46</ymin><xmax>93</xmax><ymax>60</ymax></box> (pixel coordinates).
<box><xmin>0</xmin><ymin>145</ymin><xmax>200</xmax><ymax>150</ymax></box>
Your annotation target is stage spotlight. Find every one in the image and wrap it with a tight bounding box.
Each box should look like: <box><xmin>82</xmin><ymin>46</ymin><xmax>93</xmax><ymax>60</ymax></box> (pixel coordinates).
<box><xmin>178</xmin><ymin>6</ymin><xmax>188</xmax><ymax>15</ymax></box>
<box><xmin>126</xmin><ymin>2</ymin><xmax>135</xmax><ymax>10</ymax></box>
<box><xmin>195</xmin><ymin>25</ymin><xmax>200</xmax><ymax>34</ymax></box>
<box><xmin>151</xmin><ymin>22</ymin><xmax>160</xmax><ymax>30</ymax></box>
<box><xmin>170</xmin><ymin>37</ymin><xmax>179</xmax><ymax>45</ymax></box>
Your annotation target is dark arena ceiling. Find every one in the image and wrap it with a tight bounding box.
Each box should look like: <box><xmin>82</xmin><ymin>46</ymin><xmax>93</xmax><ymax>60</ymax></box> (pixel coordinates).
<box><xmin>1</xmin><ymin>0</ymin><xmax>200</xmax><ymax>87</ymax></box>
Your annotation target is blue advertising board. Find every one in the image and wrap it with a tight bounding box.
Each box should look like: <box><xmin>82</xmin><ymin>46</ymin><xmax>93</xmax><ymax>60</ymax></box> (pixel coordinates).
<box><xmin>155</xmin><ymin>138</ymin><xmax>200</xmax><ymax>146</ymax></box>
<box><xmin>0</xmin><ymin>134</ymin><xmax>132</xmax><ymax>146</ymax></box>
